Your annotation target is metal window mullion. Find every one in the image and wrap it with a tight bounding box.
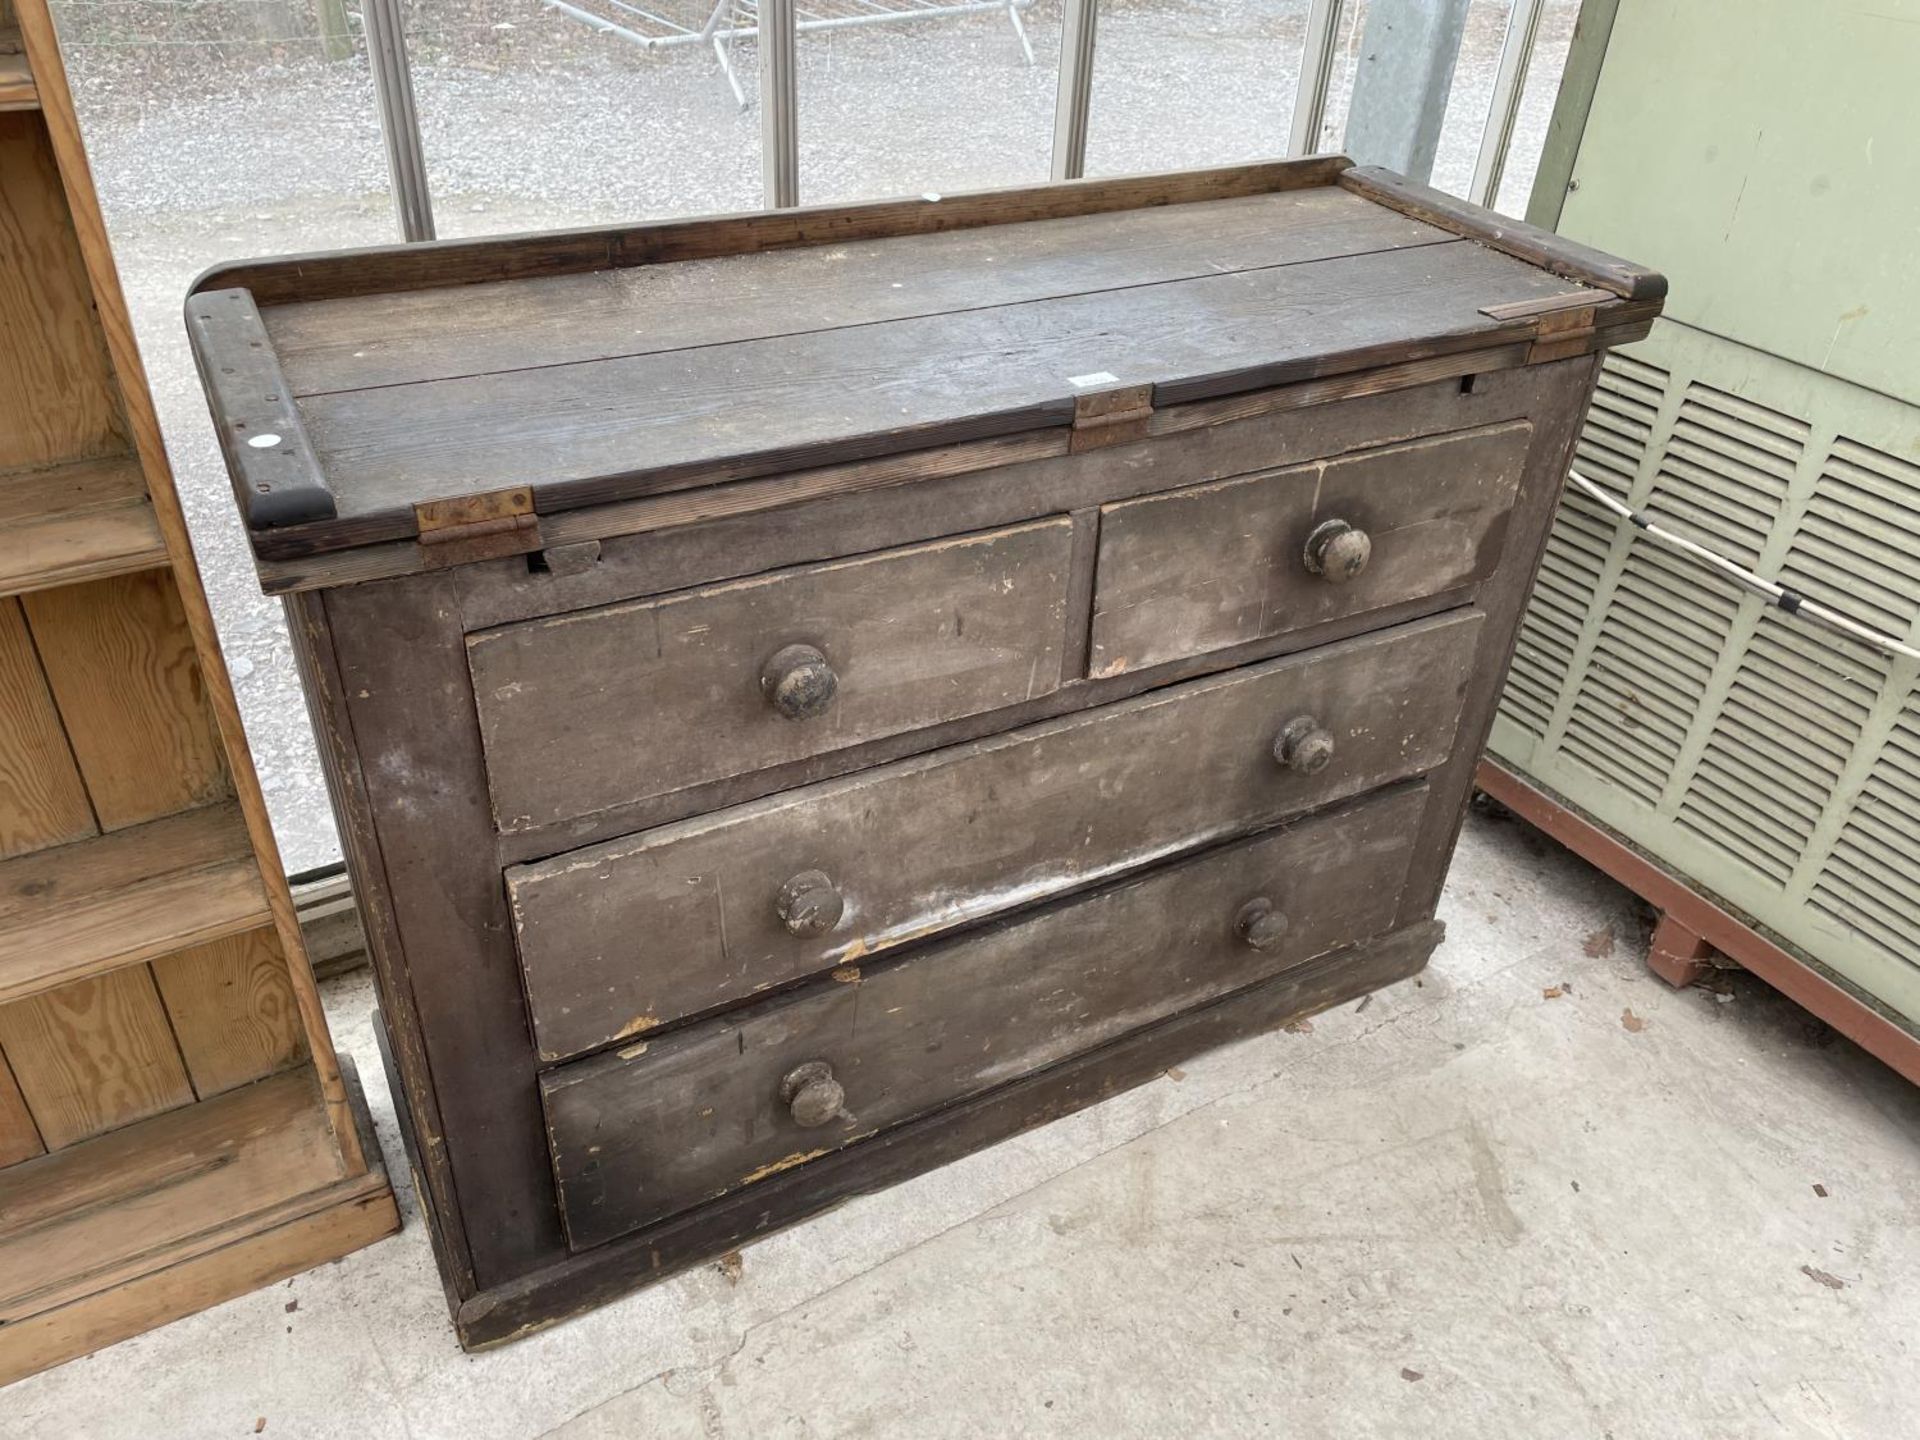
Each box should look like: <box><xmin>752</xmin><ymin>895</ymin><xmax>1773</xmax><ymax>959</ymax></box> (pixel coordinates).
<box><xmin>1469</xmin><ymin>0</ymin><xmax>1545</xmax><ymax>208</ymax></box>
<box><xmin>363</xmin><ymin>0</ymin><xmax>435</xmax><ymax>242</ymax></box>
<box><xmin>1049</xmin><ymin>0</ymin><xmax>1097</xmax><ymax>181</ymax></box>
<box><xmin>760</xmin><ymin>0</ymin><xmax>800</xmax><ymax>207</ymax></box>
<box><xmin>1287</xmin><ymin>0</ymin><xmax>1343</xmax><ymax>156</ymax></box>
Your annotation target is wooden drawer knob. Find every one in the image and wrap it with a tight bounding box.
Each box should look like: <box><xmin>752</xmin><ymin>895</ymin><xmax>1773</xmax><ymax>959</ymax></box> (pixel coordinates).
<box><xmin>1274</xmin><ymin>716</ymin><xmax>1336</xmax><ymax>775</ymax></box>
<box><xmin>775</xmin><ymin>869</ymin><xmax>844</xmax><ymax>936</ymax></box>
<box><xmin>779</xmin><ymin>1061</ymin><xmax>845</xmax><ymax>1129</ymax></box>
<box><xmin>1234</xmin><ymin>898</ymin><xmax>1291</xmax><ymax>953</ymax></box>
<box><xmin>1303</xmin><ymin>519</ymin><xmax>1372</xmax><ymax>583</ymax></box>
<box><xmin>761</xmin><ymin>643</ymin><xmax>838</xmax><ymax>720</ymax></box>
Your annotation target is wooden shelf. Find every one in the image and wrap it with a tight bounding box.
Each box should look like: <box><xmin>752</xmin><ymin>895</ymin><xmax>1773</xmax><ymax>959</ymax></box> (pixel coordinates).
<box><xmin>0</xmin><ymin>1066</ymin><xmax>396</xmax><ymax>1380</ymax></box>
<box><xmin>0</xmin><ymin>455</ymin><xmax>168</xmax><ymax>598</ymax></box>
<box><xmin>0</xmin><ymin>801</ymin><xmax>273</xmax><ymax>1006</ymax></box>
<box><xmin>0</xmin><ymin>33</ymin><xmax>33</xmax><ymax>112</ymax></box>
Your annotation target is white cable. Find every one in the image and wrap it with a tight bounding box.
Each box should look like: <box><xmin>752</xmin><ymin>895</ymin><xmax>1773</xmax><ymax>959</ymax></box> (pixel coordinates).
<box><xmin>1564</xmin><ymin>469</ymin><xmax>1920</xmax><ymax>664</ymax></box>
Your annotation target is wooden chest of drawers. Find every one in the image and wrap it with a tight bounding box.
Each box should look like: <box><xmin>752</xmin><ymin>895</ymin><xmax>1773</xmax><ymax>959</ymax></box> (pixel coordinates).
<box><xmin>189</xmin><ymin>159</ymin><xmax>1662</xmax><ymax>1346</ymax></box>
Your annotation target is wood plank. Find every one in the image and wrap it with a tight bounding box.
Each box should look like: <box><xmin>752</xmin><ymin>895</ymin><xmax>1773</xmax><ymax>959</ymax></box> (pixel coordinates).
<box><xmin>151</xmin><ymin>925</ymin><xmax>307</xmax><ymax>1098</ymax></box>
<box><xmin>264</xmin><ymin>189</ymin><xmax>1448</xmax><ymax>396</ymax></box>
<box><xmin>1338</xmin><ymin>165</ymin><xmax>1668</xmax><ymax>300</ymax></box>
<box><xmin>196</xmin><ymin>156</ymin><xmax>1357</xmax><ymax>307</ymax></box>
<box><xmin>0</xmin><ymin>801</ymin><xmax>272</xmax><ymax>1005</ymax></box>
<box><xmin>543</xmin><ymin>784</ymin><xmax>1429</xmax><ymax>1249</ymax></box>
<box><xmin>325</xmin><ymin>572</ymin><xmax>564</xmax><ymax>1287</ymax></box>
<box><xmin>0</xmin><ymin>1044</ymin><xmax>42</xmax><ymax>1164</ymax></box>
<box><xmin>187</xmin><ymin>288</ymin><xmax>335</xmax><ymax>528</ymax></box>
<box><xmin>469</xmin><ymin>517</ymin><xmax>1075</xmax><ymax>833</ymax></box>
<box><xmin>23</xmin><ymin>570</ymin><xmax>230</xmax><ymax>830</ymax></box>
<box><xmin>0</xmin><ymin>454</ymin><xmax>168</xmax><ymax>597</ymax></box>
<box><xmin>509</xmin><ymin>614</ymin><xmax>1481</xmax><ymax>1061</ymax></box>
<box><xmin>0</xmin><ymin>111</ymin><xmax>122</xmax><ymax>470</ymax></box>
<box><xmin>1088</xmin><ymin>420</ymin><xmax>1535</xmax><ymax>675</ymax></box>
<box><xmin>0</xmin><ymin>46</ymin><xmax>33</xmax><ymax>113</ymax></box>
<box><xmin>0</xmin><ymin>595</ymin><xmax>94</xmax><ymax>860</ymax></box>
<box><xmin>464</xmin><ymin>917</ymin><xmax>1442</xmax><ymax>1347</ymax></box>
<box><xmin>0</xmin><ymin>966</ymin><xmax>194</xmax><ymax>1148</ymax></box>
<box><xmin>284</xmin><ymin>241</ymin><xmax>1584</xmax><ymax>548</ymax></box>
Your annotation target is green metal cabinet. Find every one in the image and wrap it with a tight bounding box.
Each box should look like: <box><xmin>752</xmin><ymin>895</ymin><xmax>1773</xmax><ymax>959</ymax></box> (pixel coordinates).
<box><xmin>1493</xmin><ymin>0</ymin><xmax>1920</xmax><ymax>1025</ymax></box>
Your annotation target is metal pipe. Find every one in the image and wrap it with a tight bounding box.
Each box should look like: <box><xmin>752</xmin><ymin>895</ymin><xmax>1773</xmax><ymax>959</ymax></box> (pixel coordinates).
<box><xmin>1469</xmin><ymin>0</ymin><xmax>1545</xmax><ymax>209</ymax></box>
<box><xmin>760</xmin><ymin>0</ymin><xmax>800</xmax><ymax>207</ymax></box>
<box><xmin>1287</xmin><ymin>0</ymin><xmax>1344</xmax><ymax>156</ymax></box>
<box><xmin>363</xmin><ymin>0</ymin><xmax>435</xmax><ymax>242</ymax></box>
<box><xmin>1050</xmin><ymin>0</ymin><xmax>1097</xmax><ymax>181</ymax></box>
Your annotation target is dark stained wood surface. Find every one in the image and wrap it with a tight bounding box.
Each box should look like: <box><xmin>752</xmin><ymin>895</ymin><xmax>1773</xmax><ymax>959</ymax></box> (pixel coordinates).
<box><xmin>270</xmin><ymin>242</ymin><xmax>1581</xmax><ymax>548</ymax></box>
<box><xmin>197</xmin><ymin>157</ymin><xmax>1358</xmax><ymax>307</ymax></box>
<box><xmin>541</xmin><ymin>782</ymin><xmax>1428</xmax><ymax>1250</ymax></box>
<box><xmin>508</xmin><ymin>612</ymin><xmax>1481</xmax><ymax>1061</ymax></box>
<box><xmin>266</xmin><ymin>189</ymin><xmax>1445</xmax><ymax>396</ymax></box>
<box><xmin>468</xmin><ymin>518</ymin><xmax>1074</xmax><ymax>833</ymax></box>
<box><xmin>461</xmin><ymin>917</ymin><xmax>1443</xmax><ymax>1347</ymax></box>
<box><xmin>1089</xmin><ymin>420</ymin><xmax>1534</xmax><ymax>675</ymax></box>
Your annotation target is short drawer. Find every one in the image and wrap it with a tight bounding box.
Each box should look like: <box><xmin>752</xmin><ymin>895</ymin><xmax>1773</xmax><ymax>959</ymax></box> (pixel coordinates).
<box><xmin>468</xmin><ymin>518</ymin><xmax>1074</xmax><ymax>832</ymax></box>
<box><xmin>507</xmin><ymin>610</ymin><xmax>1482</xmax><ymax>1061</ymax></box>
<box><xmin>1088</xmin><ymin>419</ymin><xmax>1532</xmax><ymax>676</ymax></box>
<box><xmin>540</xmin><ymin>781</ymin><xmax>1428</xmax><ymax>1249</ymax></box>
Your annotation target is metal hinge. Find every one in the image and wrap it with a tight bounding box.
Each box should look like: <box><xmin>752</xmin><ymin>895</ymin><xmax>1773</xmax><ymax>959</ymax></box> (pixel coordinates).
<box><xmin>413</xmin><ymin>487</ymin><xmax>544</xmax><ymax>568</ymax></box>
<box><xmin>1069</xmin><ymin>383</ymin><xmax>1154</xmax><ymax>453</ymax></box>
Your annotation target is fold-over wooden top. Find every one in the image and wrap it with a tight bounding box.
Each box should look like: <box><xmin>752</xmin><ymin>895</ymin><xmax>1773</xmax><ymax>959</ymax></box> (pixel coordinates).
<box><xmin>188</xmin><ymin>162</ymin><xmax>1662</xmax><ymax>560</ymax></box>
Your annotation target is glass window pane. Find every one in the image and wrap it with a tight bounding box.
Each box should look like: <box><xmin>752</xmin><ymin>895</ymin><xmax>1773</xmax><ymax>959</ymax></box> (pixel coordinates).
<box><xmin>796</xmin><ymin>0</ymin><xmax>1059</xmax><ymax>204</ymax></box>
<box><xmin>1084</xmin><ymin>0</ymin><xmax>1314</xmax><ymax>176</ymax></box>
<box><xmin>52</xmin><ymin>1</ymin><xmax>400</xmax><ymax>872</ymax></box>
<box><xmin>405</xmin><ymin>0</ymin><xmax>761</xmax><ymax>238</ymax></box>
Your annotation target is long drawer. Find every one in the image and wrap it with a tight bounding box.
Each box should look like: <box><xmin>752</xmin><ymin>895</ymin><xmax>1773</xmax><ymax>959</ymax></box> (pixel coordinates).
<box><xmin>540</xmin><ymin>780</ymin><xmax>1429</xmax><ymax>1250</ymax></box>
<box><xmin>507</xmin><ymin>610</ymin><xmax>1482</xmax><ymax>1061</ymax></box>
<box><xmin>467</xmin><ymin>517</ymin><xmax>1075</xmax><ymax>832</ymax></box>
<box><xmin>1089</xmin><ymin>420</ymin><xmax>1532</xmax><ymax>675</ymax></box>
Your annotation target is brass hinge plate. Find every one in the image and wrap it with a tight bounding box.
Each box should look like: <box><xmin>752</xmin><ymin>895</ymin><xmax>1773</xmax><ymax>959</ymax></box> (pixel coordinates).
<box><xmin>1069</xmin><ymin>383</ymin><xmax>1154</xmax><ymax>453</ymax></box>
<box><xmin>413</xmin><ymin>487</ymin><xmax>543</xmax><ymax>568</ymax></box>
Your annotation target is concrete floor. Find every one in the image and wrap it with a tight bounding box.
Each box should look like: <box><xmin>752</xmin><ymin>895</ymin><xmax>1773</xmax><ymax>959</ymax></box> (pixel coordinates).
<box><xmin>7</xmin><ymin>806</ymin><xmax>1917</xmax><ymax>1439</ymax></box>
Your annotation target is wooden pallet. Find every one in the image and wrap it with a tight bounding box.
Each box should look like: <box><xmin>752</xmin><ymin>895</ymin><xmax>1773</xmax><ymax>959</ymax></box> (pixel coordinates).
<box><xmin>1477</xmin><ymin>757</ymin><xmax>1920</xmax><ymax>1086</ymax></box>
<box><xmin>0</xmin><ymin>0</ymin><xmax>396</xmax><ymax>1384</ymax></box>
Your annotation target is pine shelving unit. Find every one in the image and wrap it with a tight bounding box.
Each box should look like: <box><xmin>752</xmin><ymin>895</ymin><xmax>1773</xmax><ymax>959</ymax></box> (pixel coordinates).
<box><xmin>0</xmin><ymin>0</ymin><xmax>396</xmax><ymax>1383</ymax></box>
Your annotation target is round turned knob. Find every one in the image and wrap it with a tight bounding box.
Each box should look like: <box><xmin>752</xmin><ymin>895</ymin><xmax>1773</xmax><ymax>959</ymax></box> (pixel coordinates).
<box><xmin>779</xmin><ymin>1061</ymin><xmax>845</xmax><ymax>1129</ymax></box>
<box><xmin>775</xmin><ymin>870</ymin><xmax>844</xmax><ymax>937</ymax></box>
<box><xmin>1303</xmin><ymin>519</ymin><xmax>1372</xmax><ymax>583</ymax></box>
<box><xmin>1235</xmin><ymin>898</ymin><xmax>1291</xmax><ymax>954</ymax></box>
<box><xmin>1273</xmin><ymin>716</ymin><xmax>1336</xmax><ymax>775</ymax></box>
<box><xmin>761</xmin><ymin>644</ymin><xmax>838</xmax><ymax>720</ymax></box>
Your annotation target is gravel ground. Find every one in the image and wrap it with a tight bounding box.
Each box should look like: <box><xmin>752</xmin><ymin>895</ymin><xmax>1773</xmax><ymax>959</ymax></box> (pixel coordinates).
<box><xmin>55</xmin><ymin>0</ymin><xmax>1576</xmax><ymax>871</ymax></box>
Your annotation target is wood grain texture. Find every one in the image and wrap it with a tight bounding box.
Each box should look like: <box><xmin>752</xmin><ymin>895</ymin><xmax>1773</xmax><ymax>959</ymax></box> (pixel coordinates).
<box><xmin>151</xmin><ymin>925</ymin><xmax>307</xmax><ymax>1097</ymax></box>
<box><xmin>0</xmin><ymin>596</ymin><xmax>94</xmax><ymax>860</ymax></box>
<box><xmin>282</xmin><ymin>241</ymin><xmax>1581</xmax><ymax>547</ymax></box>
<box><xmin>23</xmin><ymin>569</ymin><xmax>229</xmax><ymax>830</ymax></box>
<box><xmin>264</xmin><ymin>190</ymin><xmax>1446</xmax><ymax>396</ymax></box>
<box><xmin>0</xmin><ymin>111</ymin><xmax>123</xmax><ymax>470</ymax></box>
<box><xmin>1338</xmin><ymin>166</ymin><xmax>1668</xmax><ymax>300</ymax></box>
<box><xmin>469</xmin><ymin>518</ymin><xmax>1074</xmax><ymax>832</ymax></box>
<box><xmin>464</xmin><ymin>917</ymin><xmax>1442</xmax><ymax>1347</ymax></box>
<box><xmin>543</xmin><ymin>783</ymin><xmax>1428</xmax><ymax>1249</ymax></box>
<box><xmin>198</xmin><ymin>156</ymin><xmax>1358</xmax><ymax>306</ymax></box>
<box><xmin>13</xmin><ymin>0</ymin><xmax>368</xmax><ymax>1174</ymax></box>
<box><xmin>1089</xmin><ymin>420</ymin><xmax>1534</xmax><ymax>675</ymax></box>
<box><xmin>509</xmin><ymin>613</ymin><xmax>1481</xmax><ymax>1060</ymax></box>
<box><xmin>0</xmin><ymin>454</ymin><xmax>167</xmax><ymax>597</ymax></box>
<box><xmin>326</xmin><ymin>572</ymin><xmax>563</xmax><ymax>1286</ymax></box>
<box><xmin>0</xmin><ymin>1043</ymin><xmax>42</xmax><ymax>1164</ymax></box>
<box><xmin>0</xmin><ymin>966</ymin><xmax>194</xmax><ymax>1148</ymax></box>
<box><xmin>0</xmin><ymin>801</ymin><xmax>271</xmax><ymax>1005</ymax></box>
